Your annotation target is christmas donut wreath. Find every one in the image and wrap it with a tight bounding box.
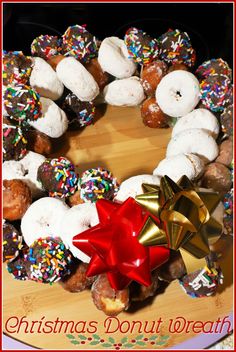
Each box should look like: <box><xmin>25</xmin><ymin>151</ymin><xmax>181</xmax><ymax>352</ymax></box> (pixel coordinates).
<box><xmin>3</xmin><ymin>24</ymin><xmax>233</xmax><ymax>317</ymax></box>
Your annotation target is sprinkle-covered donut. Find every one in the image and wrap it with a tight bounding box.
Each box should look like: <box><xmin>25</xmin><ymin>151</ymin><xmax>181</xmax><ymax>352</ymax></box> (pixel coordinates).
<box><xmin>3</xmin><ymin>123</ymin><xmax>28</xmax><ymax>161</ymax></box>
<box><xmin>179</xmin><ymin>254</ymin><xmax>223</xmax><ymax>298</ymax></box>
<box><xmin>62</xmin><ymin>93</ymin><xmax>95</xmax><ymax>128</ymax></box>
<box><xmin>3</xmin><ymin>223</ymin><xmax>23</xmax><ymax>262</ymax></box>
<box><xmin>31</xmin><ymin>34</ymin><xmax>62</xmax><ymax>60</ymax></box>
<box><xmin>37</xmin><ymin>157</ymin><xmax>79</xmax><ymax>198</ymax></box>
<box><xmin>26</xmin><ymin>237</ymin><xmax>72</xmax><ymax>283</ymax></box>
<box><xmin>124</xmin><ymin>27</ymin><xmax>159</xmax><ymax>65</ymax></box>
<box><xmin>158</xmin><ymin>29</ymin><xmax>196</xmax><ymax>67</ymax></box>
<box><xmin>80</xmin><ymin>167</ymin><xmax>119</xmax><ymax>203</ymax></box>
<box><xmin>2</xmin><ymin>86</ymin><xmax>9</xmax><ymax>117</ymax></box>
<box><xmin>220</xmin><ymin>104</ymin><xmax>233</xmax><ymax>136</ymax></box>
<box><xmin>200</xmin><ymin>74</ymin><xmax>232</xmax><ymax>112</ymax></box>
<box><xmin>196</xmin><ymin>58</ymin><xmax>232</xmax><ymax>80</ymax></box>
<box><xmin>3</xmin><ymin>51</ymin><xmax>33</xmax><ymax>86</ymax></box>
<box><xmin>223</xmin><ymin>190</ymin><xmax>233</xmax><ymax>235</ymax></box>
<box><xmin>4</xmin><ymin>85</ymin><xmax>42</xmax><ymax>124</ymax></box>
<box><xmin>7</xmin><ymin>256</ymin><xmax>30</xmax><ymax>281</ymax></box>
<box><xmin>62</xmin><ymin>25</ymin><xmax>97</xmax><ymax>63</ymax></box>
<box><xmin>156</xmin><ymin>70</ymin><xmax>200</xmax><ymax>117</ymax></box>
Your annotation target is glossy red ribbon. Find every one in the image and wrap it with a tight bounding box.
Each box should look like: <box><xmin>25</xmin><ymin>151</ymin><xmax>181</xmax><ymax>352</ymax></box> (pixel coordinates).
<box><xmin>73</xmin><ymin>197</ymin><xmax>169</xmax><ymax>290</ymax></box>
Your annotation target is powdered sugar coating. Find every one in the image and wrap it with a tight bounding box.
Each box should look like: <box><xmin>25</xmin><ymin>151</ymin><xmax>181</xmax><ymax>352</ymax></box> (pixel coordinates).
<box><xmin>103</xmin><ymin>77</ymin><xmax>145</xmax><ymax>106</ymax></box>
<box><xmin>29</xmin><ymin>97</ymin><xmax>68</xmax><ymax>138</ymax></box>
<box><xmin>21</xmin><ymin>197</ymin><xmax>69</xmax><ymax>246</ymax></box>
<box><xmin>172</xmin><ymin>108</ymin><xmax>219</xmax><ymax>139</ymax></box>
<box><xmin>3</xmin><ymin>151</ymin><xmax>46</xmax><ymax>198</ymax></box>
<box><xmin>56</xmin><ymin>57</ymin><xmax>99</xmax><ymax>101</ymax></box>
<box><xmin>98</xmin><ymin>37</ymin><xmax>137</xmax><ymax>79</ymax></box>
<box><xmin>115</xmin><ymin>174</ymin><xmax>161</xmax><ymax>203</ymax></box>
<box><xmin>30</xmin><ymin>57</ymin><xmax>64</xmax><ymax>101</ymax></box>
<box><xmin>61</xmin><ymin>203</ymin><xmax>99</xmax><ymax>262</ymax></box>
<box><xmin>153</xmin><ymin>153</ymin><xmax>204</xmax><ymax>182</ymax></box>
<box><xmin>166</xmin><ymin>129</ymin><xmax>219</xmax><ymax>163</ymax></box>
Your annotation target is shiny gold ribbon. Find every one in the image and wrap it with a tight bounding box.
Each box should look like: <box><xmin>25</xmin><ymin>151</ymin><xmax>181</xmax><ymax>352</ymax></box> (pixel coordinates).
<box><xmin>135</xmin><ymin>175</ymin><xmax>222</xmax><ymax>273</ymax></box>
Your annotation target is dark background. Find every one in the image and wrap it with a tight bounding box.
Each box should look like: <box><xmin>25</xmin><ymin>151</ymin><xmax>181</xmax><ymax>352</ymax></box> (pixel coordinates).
<box><xmin>3</xmin><ymin>2</ymin><xmax>233</xmax><ymax>67</ymax></box>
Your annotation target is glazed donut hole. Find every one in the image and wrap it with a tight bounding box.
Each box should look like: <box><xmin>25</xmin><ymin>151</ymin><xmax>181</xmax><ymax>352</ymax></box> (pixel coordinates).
<box><xmin>168</xmin><ymin>63</ymin><xmax>189</xmax><ymax>73</ymax></box>
<box><xmin>140</xmin><ymin>97</ymin><xmax>169</xmax><ymax>128</ymax></box>
<box><xmin>47</xmin><ymin>54</ymin><xmax>65</xmax><ymax>71</ymax></box>
<box><xmin>60</xmin><ymin>262</ymin><xmax>96</xmax><ymax>293</ymax></box>
<box><xmin>3</xmin><ymin>179</ymin><xmax>32</xmax><ymax>221</ymax></box>
<box><xmin>91</xmin><ymin>274</ymin><xmax>130</xmax><ymax>316</ymax></box>
<box><xmin>25</xmin><ymin>128</ymin><xmax>53</xmax><ymax>156</ymax></box>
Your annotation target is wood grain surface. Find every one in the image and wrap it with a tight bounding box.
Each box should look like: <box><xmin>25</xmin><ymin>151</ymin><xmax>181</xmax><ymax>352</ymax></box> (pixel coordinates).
<box><xmin>3</xmin><ymin>105</ymin><xmax>233</xmax><ymax>349</ymax></box>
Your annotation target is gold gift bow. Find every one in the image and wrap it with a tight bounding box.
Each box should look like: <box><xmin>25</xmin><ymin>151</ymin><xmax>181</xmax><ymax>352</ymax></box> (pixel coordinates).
<box><xmin>135</xmin><ymin>175</ymin><xmax>222</xmax><ymax>273</ymax></box>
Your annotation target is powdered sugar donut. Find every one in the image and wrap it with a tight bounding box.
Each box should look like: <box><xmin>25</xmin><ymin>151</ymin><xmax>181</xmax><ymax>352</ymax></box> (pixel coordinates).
<box><xmin>56</xmin><ymin>57</ymin><xmax>99</xmax><ymax>101</ymax></box>
<box><xmin>3</xmin><ymin>151</ymin><xmax>46</xmax><ymax>198</ymax></box>
<box><xmin>156</xmin><ymin>71</ymin><xmax>200</xmax><ymax>117</ymax></box>
<box><xmin>103</xmin><ymin>77</ymin><xmax>145</xmax><ymax>106</ymax></box>
<box><xmin>29</xmin><ymin>97</ymin><xmax>68</xmax><ymax>138</ymax></box>
<box><xmin>3</xmin><ymin>160</ymin><xmax>25</xmax><ymax>179</ymax></box>
<box><xmin>21</xmin><ymin>197</ymin><xmax>69</xmax><ymax>246</ymax></box>
<box><xmin>115</xmin><ymin>174</ymin><xmax>160</xmax><ymax>203</ymax></box>
<box><xmin>61</xmin><ymin>203</ymin><xmax>99</xmax><ymax>262</ymax></box>
<box><xmin>30</xmin><ymin>57</ymin><xmax>64</xmax><ymax>101</ymax></box>
<box><xmin>166</xmin><ymin>129</ymin><xmax>219</xmax><ymax>162</ymax></box>
<box><xmin>172</xmin><ymin>108</ymin><xmax>219</xmax><ymax>139</ymax></box>
<box><xmin>98</xmin><ymin>37</ymin><xmax>137</xmax><ymax>79</ymax></box>
<box><xmin>153</xmin><ymin>153</ymin><xmax>204</xmax><ymax>182</ymax></box>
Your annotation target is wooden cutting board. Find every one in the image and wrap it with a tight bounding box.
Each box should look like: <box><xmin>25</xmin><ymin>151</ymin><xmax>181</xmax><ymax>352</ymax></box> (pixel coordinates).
<box><xmin>3</xmin><ymin>105</ymin><xmax>233</xmax><ymax>349</ymax></box>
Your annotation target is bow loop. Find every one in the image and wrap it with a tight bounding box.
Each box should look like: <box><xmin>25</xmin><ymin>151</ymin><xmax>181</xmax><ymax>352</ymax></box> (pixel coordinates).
<box><xmin>135</xmin><ymin>175</ymin><xmax>223</xmax><ymax>271</ymax></box>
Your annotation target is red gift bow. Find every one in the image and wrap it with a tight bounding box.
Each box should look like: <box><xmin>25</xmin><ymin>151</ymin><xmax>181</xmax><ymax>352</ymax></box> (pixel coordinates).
<box><xmin>73</xmin><ymin>197</ymin><xmax>169</xmax><ymax>290</ymax></box>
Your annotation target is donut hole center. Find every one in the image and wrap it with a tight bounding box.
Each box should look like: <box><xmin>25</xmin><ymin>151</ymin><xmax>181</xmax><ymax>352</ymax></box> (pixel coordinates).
<box><xmin>176</xmin><ymin>91</ymin><xmax>182</xmax><ymax>97</ymax></box>
<box><xmin>38</xmin><ymin>218</ymin><xmax>50</xmax><ymax>227</ymax></box>
<box><xmin>23</xmin><ymin>169</ymin><xmax>29</xmax><ymax>176</ymax></box>
<box><xmin>171</xmin><ymin>88</ymin><xmax>182</xmax><ymax>101</ymax></box>
<box><xmin>175</xmin><ymin>90</ymin><xmax>182</xmax><ymax>100</ymax></box>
